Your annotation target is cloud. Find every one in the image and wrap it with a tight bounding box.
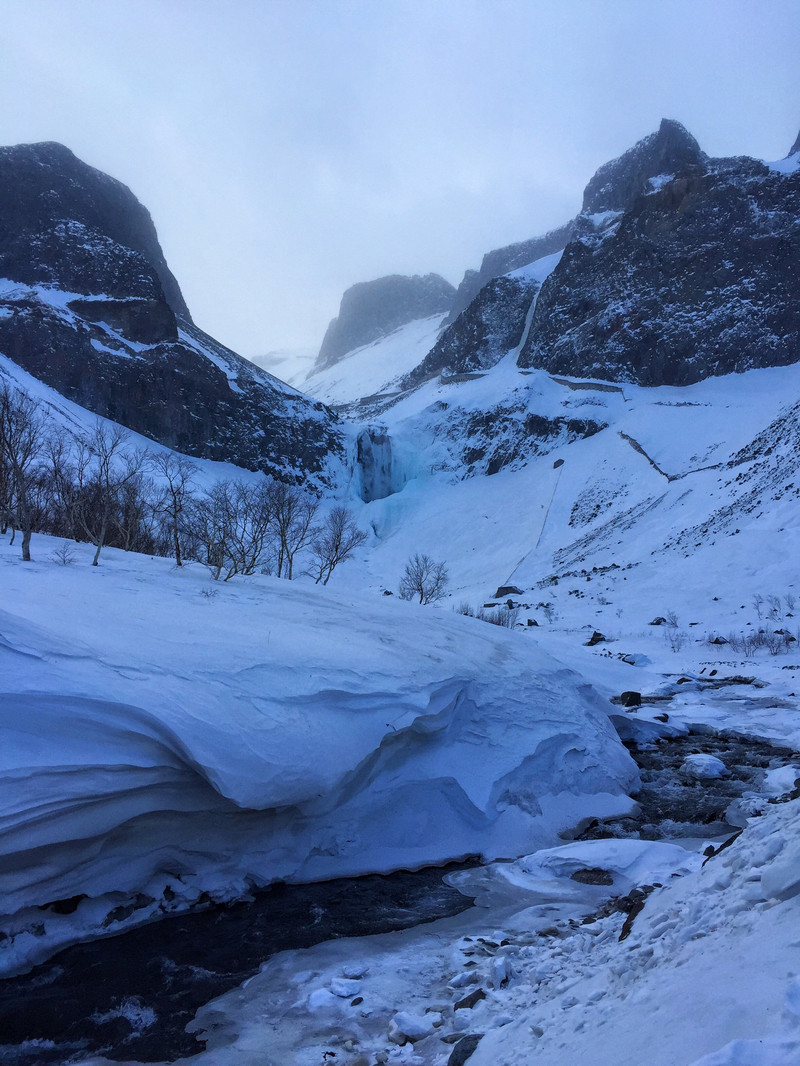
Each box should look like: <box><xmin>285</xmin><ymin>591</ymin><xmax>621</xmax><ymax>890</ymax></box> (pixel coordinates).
<box><xmin>1</xmin><ymin>0</ymin><xmax>798</xmax><ymax>357</ymax></box>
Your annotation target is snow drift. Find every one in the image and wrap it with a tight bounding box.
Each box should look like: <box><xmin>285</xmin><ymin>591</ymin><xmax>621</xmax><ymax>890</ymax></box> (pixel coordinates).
<box><xmin>0</xmin><ymin>542</ymin><xmax>637</xmax><ymax>975</ymax></box>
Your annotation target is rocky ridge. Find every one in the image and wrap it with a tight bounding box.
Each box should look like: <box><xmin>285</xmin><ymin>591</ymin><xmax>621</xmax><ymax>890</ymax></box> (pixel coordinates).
<box><xmin>0</xmin><ymin>142</ymin><xmax>346</xmax><ymax>485</ymax></box>
<box><xmin>315</xmin><ymin>273</ymin><xmax>455</xmax><ymax>373</ymax></box>
<box><xmin>353</xmin><ymin>120</ymin><xmax>800</xmax><ymax>396</ymax></box>
<box><xmin>517</xmin><ymin>121</ymin><xmax>800</xmax><ymax>385</ymax></box>
<box><xmin>442</xmin><ymin>220</ymin><xmax>574</xmax><ymax>328</ymax></box>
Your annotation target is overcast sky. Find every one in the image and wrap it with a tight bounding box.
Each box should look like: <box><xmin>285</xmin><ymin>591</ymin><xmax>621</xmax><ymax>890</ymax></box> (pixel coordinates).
<box><xmin>1</xmin><ymin>0</ymin><xmax>798</xmax><ymax>358</ymax></box>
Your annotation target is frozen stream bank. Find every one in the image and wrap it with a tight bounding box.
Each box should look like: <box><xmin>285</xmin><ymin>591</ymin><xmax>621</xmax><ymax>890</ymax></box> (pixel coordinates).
<box><xmin>0</xmin><ymin>728</ymin><xmax>796</xmax><ymax>1066</ymax></box>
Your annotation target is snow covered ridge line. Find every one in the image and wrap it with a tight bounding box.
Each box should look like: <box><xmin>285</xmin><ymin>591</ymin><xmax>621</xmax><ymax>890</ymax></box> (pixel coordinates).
<box><xmin>0</xmin><ymin>540</ymin><xmax>638</xmax><ymax>977</ymax></box>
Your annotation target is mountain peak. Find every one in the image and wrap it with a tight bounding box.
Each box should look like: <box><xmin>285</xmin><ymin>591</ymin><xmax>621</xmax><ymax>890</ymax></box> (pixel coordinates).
<box><xmin>582</xmin><ymin>118</ymin><xmax>706</xmax><ymax>215</ymax></box>
<box><xmin>315</xmin><ymin>273</ymin><xmax>455</xmax><ymax>371</ymax></box>
<box><xmin>0</xmin><ymin>140</ymin><xmax>190</xmax><ymax>319</ymax></box>
<box><xmin>789</xmin><ymin>128</ymin><xmax>800</xmax><ymax>157</ymax></box>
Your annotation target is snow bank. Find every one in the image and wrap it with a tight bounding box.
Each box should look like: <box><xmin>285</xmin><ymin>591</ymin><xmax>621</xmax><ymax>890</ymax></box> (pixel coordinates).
<box><xmin>0</xmin><ymin>539</ymin><xmax>637</xmax><ymax>975</ymax></box>
<box><xmin>148</xmin><ymin>795</ymin><xmax>800</xmax><ymax>1066</ymax></box>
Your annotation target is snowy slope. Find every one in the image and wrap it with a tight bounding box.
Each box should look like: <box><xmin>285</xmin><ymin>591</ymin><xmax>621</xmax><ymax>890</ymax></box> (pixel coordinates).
<box><xmin>298</xmin><ymin>313</ymin><xmax>447</xmax><ymax>407</ymax></box>
<box><xmin>0</xmin><ymin>537</ymin><xmax>637</xmax><ymax>977</ymax></box>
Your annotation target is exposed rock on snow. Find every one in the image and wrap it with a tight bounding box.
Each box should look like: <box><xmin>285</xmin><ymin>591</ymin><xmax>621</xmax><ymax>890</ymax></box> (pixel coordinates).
<box><xmin>403</xmin><ymin>274</ymin><xmax>536</xmax><ymax>389</ymax></box>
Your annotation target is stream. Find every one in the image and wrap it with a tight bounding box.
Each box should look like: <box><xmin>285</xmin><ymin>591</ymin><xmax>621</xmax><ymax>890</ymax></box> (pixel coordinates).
<box><xmin>0</xmin><ymin>728</ymin><xmax>796</xmax><ymax>1066</ymax></box>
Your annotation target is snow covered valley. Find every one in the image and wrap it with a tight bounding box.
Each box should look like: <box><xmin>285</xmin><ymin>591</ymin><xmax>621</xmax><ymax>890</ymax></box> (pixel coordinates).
<box><xmin>3</xmin><ymin>352</ymin><xmax>800</xmax><ymax>1065</ymax></box>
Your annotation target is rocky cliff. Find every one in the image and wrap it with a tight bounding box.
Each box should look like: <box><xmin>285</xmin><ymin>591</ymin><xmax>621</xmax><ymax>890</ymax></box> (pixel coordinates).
<box><xmin>0</xmin><ymin>142</ymin><xmax>345</xmax><ymax>484</ymax></box>
<box><xmin>442</xmin><ymin>220</ymin><xmax>574</xmax><ymax>328</ymax></box>
<box><xmin>315</xmin><ymin>273</ymin><xmax>455</xmax><ymax>371</ymax></box>
<box><xmin>421</xmin><ymin>120</ymin><xmax>800</xmax><ymax>390</ymax></box>
<box><xmin>518</xmin><ymin>120</ymin><xmax>800</xmax><ymax>385</ymax></box>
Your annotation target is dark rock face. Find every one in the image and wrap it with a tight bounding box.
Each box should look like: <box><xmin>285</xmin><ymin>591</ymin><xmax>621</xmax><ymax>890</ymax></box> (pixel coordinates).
<box><xmin>443</xmin><ymin>221</ymin><xmax>573</xmax><ymax>327</ymax></box>
<box><xmin>442</xmin><ymin>404</ymin><xmax>604</xmax><ymax>478</ymax></box>
<box><xmin>789</xmin><ymin>129</ymin><xmax>800</xmax><ymax>158</ymax></box>
<box><xmin>402</xmin><ymin>273</ymin><xmax>538</xmax><ymax>388</ymax></box>
<box><xmin>514</xmin><ymin>123</ymin><xmax>800</xmax><ymax>386</ymax></box>
<box><xmin>0</xmin><ymin>142</ymin><xmax>188</xmax><ymax>317</ymax></box>
<box><xmin>315</xmin><ymin>273</ymin><xmax>455</xmax><ymax>371</ymax></box>
<box><xmin>0</xmin><ymin>142</ymin><xmax>346</xmax><ymax>484</ymax></box>
<box><xmin>420</xmin><ymin>120</ymin><xmax>799</xmax><ymax>391</ymax></box>
<box><xmin>581</xmin><ymin>118</ymin><xmax>706</xmax><ymax>215</ymax></box>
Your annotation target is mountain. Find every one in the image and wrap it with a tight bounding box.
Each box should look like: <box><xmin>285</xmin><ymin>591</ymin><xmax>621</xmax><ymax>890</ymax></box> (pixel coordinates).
<box><xmin>442</xmin><ymin>219</ymin><xmax>574</xmax><ymax>328</ymax></box>
<box><xmin>518</xmin><ymin>120</ymin><xmax>800</xmax><ymax>384</ymax></box>
<box><xmin>0</xmin><ymin>142</ymin><xmax>346</xmax><ymax>485</ymax></box>
<box><xmin>314</xmin><ymin>272</ymin><xmax>455</xmax><ymax>372</ymax></box>
<box><xmin>3</xmin><ymin>128</ymin><xmax>800</xmax><ymax>1066</ymax></box>
<box><xmin>373</xmin><ymin>120</ymin><xmax>800</xmax><ymax>395</ymax></box>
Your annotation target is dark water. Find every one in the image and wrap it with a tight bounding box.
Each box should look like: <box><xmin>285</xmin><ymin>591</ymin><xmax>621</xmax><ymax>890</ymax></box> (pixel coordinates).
<box><xmin>0</xmin><ymin>865</ymin><xmax>475</xmax><ymax>1065</ymax></box>
<box><xmin>1</xmin><ymin>730</ymin><xmax>796</xmax><ymax>1066</ymax></box>
<box><xmin>579</xmin><ymin>730</ymin><xmax>798</xmax><ymax>842</ymax></box>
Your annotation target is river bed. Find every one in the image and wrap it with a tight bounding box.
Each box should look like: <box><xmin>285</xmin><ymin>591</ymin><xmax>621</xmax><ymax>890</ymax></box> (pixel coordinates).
<box><xmin>0</xmin><ymin>728</ymin><xmax>796</xmax><ymax>1066</ymax></box>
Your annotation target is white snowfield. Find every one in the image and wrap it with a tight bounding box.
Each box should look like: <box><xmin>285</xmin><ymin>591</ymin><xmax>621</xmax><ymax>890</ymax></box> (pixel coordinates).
<box><xmin>297</xmin><ymin>313</ymin><xmax>449</xmax><ymax>404</ymax></box>
<box><xmin>0</xmin><ymin>542</ymin><xmax>637</xmax><ymax>977</ymax></box>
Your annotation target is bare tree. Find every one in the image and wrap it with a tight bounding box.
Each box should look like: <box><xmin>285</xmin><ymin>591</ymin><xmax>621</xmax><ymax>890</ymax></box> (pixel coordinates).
<box><xmin>269</xmin><ymin>480</ymin><xmax>319</xmax><ymax>579</ymax></box>
<box><xmin>66</xmin><ymin>423</ymin><xmax>146</xmax><ymax>566</ymax></box>
<box><xmin>309</xmin><ymin>505</ymin><xmax>367</xmax><ymax>585</ymax></box>
<box><xmin>188</xmin><ymin>479</ymin><xmax>276</xmax><ymax>581</ymax></box>
<box><xmin>224</xmin><ymin>480</ymin><xmax>275</xmax><ymax>579</ymax></box>
<box><xmin>151</xmin><ymin>452</ymin><xmax>198</xmax><ymax>566</ymax></box>
<box><xmin>0</xmin><ymin>384</ymin><xmax>49</xmax><ymax>561</ymax></box>
<box><xmin>399</xmin><ymin>553</ymin><xmax>449</xmax><ymax>604</ymax></box>
<box><xmin>114</xmin><ymin>470</ymin><xmax>158</xmax><ymax>553</ymax></box>
<box><xmin>187</xmin><ymin>480</ymin><xmax>234</xmax><ymax>580</ymax></box>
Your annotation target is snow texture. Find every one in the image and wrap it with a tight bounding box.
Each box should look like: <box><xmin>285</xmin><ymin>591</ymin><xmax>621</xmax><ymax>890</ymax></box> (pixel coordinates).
<box><xmin>0</xmin><ymin>539</ymin><xmax>636</xmax><ymax>977</ymax></box>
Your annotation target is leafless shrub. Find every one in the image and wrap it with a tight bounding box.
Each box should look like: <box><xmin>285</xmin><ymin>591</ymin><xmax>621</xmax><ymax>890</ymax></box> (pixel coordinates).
<box><xmin>665</xmin><ymin>628</ymin><xmax>687</xmax><ymax>652</ymax></box>
<box><xmin>50</xmin><ymin>542</ymin><xmax>76</xmax><ymax>566</ymax></box>
<box><xmin>475</xmin><ymin>605</ymin><xmax>519</xmax><ymax>628</ymax></box>
<box><xmin>752</xmin><ymin>593</ymin><xmax>764</xmax><ymax>619</ymax></box>
<box><xmin>785</xmin><ymin>593</ymin><xmax>796</xmax><ymax>613</ymax></box>
<box><xmin>725</xmin><ymin>628</ymin><xmax>796</xmax><ymax>657</ymax></box>
<box><xmin>665</xmin><ymin>609</ymin><xmax>679</xmax><ymax>628</ymax></box>
<box><xmin>309</xmin><ymin>506</ymin><xmax>368</xmax><ymax>586</ymax></box>
<box><xmin>399</xmin><ymin>553</ymin><xmax>449</xmax><ymax>604</ymax></box>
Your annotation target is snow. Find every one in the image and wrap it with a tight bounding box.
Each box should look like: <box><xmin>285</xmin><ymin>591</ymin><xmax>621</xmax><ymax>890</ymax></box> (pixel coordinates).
<box><xmin>764</xmin><ymin>153</ymin><xmax>800</xmax><ymax>175</ymax></box>
<box><xmin>299</xmin><ymin>313</ymin><xmax>448</xmax><ymax>404</ymax></box>
<box><xmin>680</xmin><ymin>753</ymin><xmax>730</xmax><ymax>779</ymax></box>
<box><xmin>4</xmin><ymin>291</ymin><xmax>800</xmax><ymax>1062</ymax></box>
<box><xmin>0</xmin><ymin>535</ymin><xmax>636</xmax><ymax>978</ymax></box>
<box><xmin>505</xmin><ymin>249</ymin><xmax>563</xmax><ymax>285</ymax></box>
<box><xmin>647</xmin><ymin>172</ymin><xmax>675</xmax><ymax>191</ymax></box>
